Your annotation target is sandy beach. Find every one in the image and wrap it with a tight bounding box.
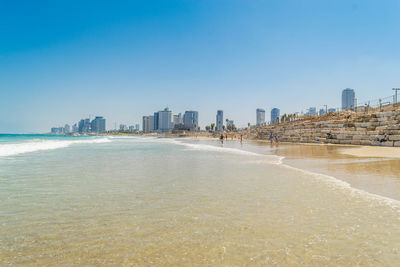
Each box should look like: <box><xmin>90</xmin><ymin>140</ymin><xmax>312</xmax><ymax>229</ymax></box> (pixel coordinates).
<box><xmin>340</xmin><ymin>145</ymin><xmax>400</xmax><ymax>159</ymax></box>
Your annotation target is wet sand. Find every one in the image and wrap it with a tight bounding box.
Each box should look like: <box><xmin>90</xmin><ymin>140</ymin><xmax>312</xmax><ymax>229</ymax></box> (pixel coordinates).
<box><xmin>340</xmin><ymin>145</ymin><xmax>400</xmax><ymax>159</ymax></box>
<box><xmin>249</xmin><ymin>141</ymin><xmax>400</xmax><ymax>201</ymax></box>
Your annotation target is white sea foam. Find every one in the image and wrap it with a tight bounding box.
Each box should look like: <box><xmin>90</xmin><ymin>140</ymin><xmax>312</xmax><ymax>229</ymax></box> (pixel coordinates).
<box><xmin>166</xmin><ymin>139</ymin><xmax>284</xmax><ymax>164</ymax></box>
<box><xmin>0</xmin><ymin>138</ymin><xmax>111</xmax><ymax>157</ymax></box>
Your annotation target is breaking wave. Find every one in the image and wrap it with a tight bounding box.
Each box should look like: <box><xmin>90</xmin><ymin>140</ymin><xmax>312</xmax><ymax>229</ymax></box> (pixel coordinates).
<box><xmin>0</xmin><ymin>138</ymin><xmax>111</xmax><ymax>157</ymax></box>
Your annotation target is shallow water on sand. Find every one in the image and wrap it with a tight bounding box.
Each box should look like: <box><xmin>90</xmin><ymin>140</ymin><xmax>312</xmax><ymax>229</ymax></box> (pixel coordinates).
<box><xmin>0</xmin><ymin>136</ymin><xmax>399</xmax><ymax>266</ymax></box>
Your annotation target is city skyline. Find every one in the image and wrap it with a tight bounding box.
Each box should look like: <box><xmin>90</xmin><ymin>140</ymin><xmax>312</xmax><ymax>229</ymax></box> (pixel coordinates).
<box><xmin>2</xmin><ymin>1</ymin><xmax>400</xmax><ymax>133</ymax></box>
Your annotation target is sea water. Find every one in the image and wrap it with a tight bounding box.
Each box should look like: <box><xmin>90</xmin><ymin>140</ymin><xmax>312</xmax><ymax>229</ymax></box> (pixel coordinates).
<box><xmin>0</xmin><ymin>135</ymin><xmax>399</xmax><ymax>265</ymax></box>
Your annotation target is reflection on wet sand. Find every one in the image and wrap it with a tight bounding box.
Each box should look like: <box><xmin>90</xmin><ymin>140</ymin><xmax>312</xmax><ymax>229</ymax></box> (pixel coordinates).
<box><xmin>252</xmin><ymin>141</ymin><xmax>400</xmax><ymax>201</ymax></box>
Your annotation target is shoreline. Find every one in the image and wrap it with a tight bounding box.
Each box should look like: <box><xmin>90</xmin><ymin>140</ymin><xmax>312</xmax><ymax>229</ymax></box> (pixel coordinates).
<box><xmin>100</xmin><ymin>131</ymin><xmax>400</xmax><ymax>159</ymax></box>
<box><xmin>176</xmin><ymin>134</ymin><xmax>400</xmax><ymax>159</ymax></box>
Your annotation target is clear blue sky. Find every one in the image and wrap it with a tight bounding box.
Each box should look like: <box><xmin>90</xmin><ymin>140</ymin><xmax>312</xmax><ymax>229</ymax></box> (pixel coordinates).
<box><xmin>1</xmin><ymin>0</ymin><xmax>400</xmax><ymax>133</ymax></box>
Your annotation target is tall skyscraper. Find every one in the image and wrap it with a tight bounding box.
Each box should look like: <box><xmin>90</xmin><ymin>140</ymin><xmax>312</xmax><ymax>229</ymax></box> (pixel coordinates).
<box><xmin>135</xmin><ymin>124</ymin><xmax>139</xmax><ymax>131</ymax></box>
<box><xmin>148</xmin><ymin>115</ymin><xmax>154</xmax><ymax>132</ymax></box>
<box><xmin>216</xmin><ymin>110</ymin><xmax>223</xmax><ymax>131</ymax></box>
<box><xmin>256</xmin><ymin>108</ymin><xmax>265</xmax><ymax>126</ymax></box>
<box><xmin>91</xmin><ymin>116</ymin><xmax>106</xmax><ymax>133</ymax></box>
<box><xmin>78</xmin><ymin>118</ymin><xmax>91</xmax><ymax>133</ymax></box>
<box><xmin>158</xmin><ymin>107</ymin><xmax>173</xmax><ymax>132</ymax></box>
<box><xmin>142</xmin><ymin>116</ymin><xmax>150</xmax><ymax>133</ymax></box>
<box><xmin>342</xmin><ymin>88</ymin><xmax>356</xmax><ymax>110</ymax></box>
<box><xmin>153</xmin><ymin>112</ymin><xmax>159</xmax><ymax>131</ymax></box>
<box><xmin>183</xmin><ymin>111</ymin><xmax>199</xmax><ymax>131</ymax></box>
<box><xmin>271</xmin><ymin>108</ymin><xmax>280</xmax><ymax>124</ymax></box>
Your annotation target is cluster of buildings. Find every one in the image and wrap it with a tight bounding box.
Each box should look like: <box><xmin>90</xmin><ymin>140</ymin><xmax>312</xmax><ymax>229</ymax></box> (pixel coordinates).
<box><xmin>51</xmin><ymin>116</ymin><xmax>106</xmax><ymax>134</ymax></box>
<box><xmin>215</xmin><ymin>110</ymin><xmax>235</xmax><ymax>131</ymax></box>
<box><xmin>255</xmin><ymin>108</ymin><xmax>280</xmax><ymax>126</ymax></box>
<box><xmin>255</xmin><ymin>88</ymin><xmax>356</xmax><ymax>126</ymax></box>
<box><xmin>50</xmin><ymin>89</ymin><xmax>358</xmax><ymax>134</ymax></box>
<box><xmin>142</xmin><ymin>108</ymin><xmax>199</xmax><ymax>133</ymax></box>
<box><xmin>119</xmin><ymin>124</ymin><xmax>140</xmax><ymax>132</ymax></box>
<box><xmin>304</xmin><ymin>88</ymin><xmax>355</xmax><ymax>116</ymax></box>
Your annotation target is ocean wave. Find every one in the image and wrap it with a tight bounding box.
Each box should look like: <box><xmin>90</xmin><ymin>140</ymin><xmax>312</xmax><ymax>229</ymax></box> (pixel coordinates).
<box><xmin>0</xmin><ymin>138</ymin><xmax>111</xmax><ymax>157</ymax></box>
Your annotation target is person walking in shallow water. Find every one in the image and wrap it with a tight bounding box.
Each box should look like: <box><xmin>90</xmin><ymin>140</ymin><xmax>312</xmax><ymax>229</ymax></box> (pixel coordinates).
<box><xmin>269</xmin><ymin>133</ymin><xmax>274</xmax><ymax>144</ymax></box>
<box><xmin>220</xmin><ymin>133</ymin><xmax>224</xmax><ymax>144</ymax></box>
<box><xmin>240</xmin><ymin>134</ymin><xmax>243</xmax><ymax>144</ymax></box>
<box><xmin>275</xmin><ymin>133</ymin><xmax>279</xmax><ymax>143</ymax></box>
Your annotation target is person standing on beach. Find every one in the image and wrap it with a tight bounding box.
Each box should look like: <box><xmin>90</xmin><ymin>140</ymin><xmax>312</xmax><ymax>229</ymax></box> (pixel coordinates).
<box><xmin>275</xmin><ymin>133</ymin><xmax>279</xmax><ymax>143</ymax></box>
<box><xmin>269</xmin><ymin>133</ymin><xmax>274</xmax><ymax>144</ymax></box>
<box><xmin>220</xmin><ymin>134</ymin><xmax>224</xmax><ymax>144</ymax></box>
<box><xmin>240</xmin><ymin>134</ymin><xmax>243</xmax><ymax>144</ymax></box>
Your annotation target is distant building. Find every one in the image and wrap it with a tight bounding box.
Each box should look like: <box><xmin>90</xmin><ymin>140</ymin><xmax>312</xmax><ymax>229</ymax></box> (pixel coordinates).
<box><xmin>51</xmin><ymin>127</ymin><xmax>64</xmax><ymax>134</ymax></box>
<box><xmin>328</xmin><ymin>108</ymin><xmax>336</xmax><ymax>113</ymax></box>
<box><xmin>72</xmin><ymin>123</ymin><xmax>78</xmax><ymax>133</ymax></box>
<box><xmin>256</xmin><ymin>108</ymin><xmax>265</xmax><ymax>126</ymax></box>
<box><xmin>342</xmin><ymin>88</ymin><xmax>356</xmax><ymax>110</ymax></box>
<box><xmin>148</xmin><ymin>115</ymin><xmax>154</xmax><ymax>132</ymax></box>
<box><xmin>307</xmin><ymin>107</ymin><xmax>317</xmax><ymax>116</ymax></box>
<box><xmin>64</xmin><ymin>124</ymin><xmax>70</xmax><ymax>133</ymax></box>
<box><xmin>153</xmin><ymin>112</ymin><xmax>159</xmax><ymax>131</ymax></box>
<box><xmin>319</xmin><ymin>109</ymin><xmax>326</xmax><ymax>116</ymax></box>
<box><xmin>91</xmin><ymin>116</ymin><xmax>106</xmax><ymax>133</ymax></box>
<box><xmin>120</xmin><ymin>124</ymin><xmax>128</xmax><ymax>131</ymax></box>
<box><xmin>129</xmin><ymin>125</ymin><xmax>135</xmax><ymax>132</ymax></box>
<box><xmin>158</xmin><ymin>107</ymin><xmax>173</xmax><ymax>132</ymax></box>
<box><xmin>183</xmin><ymin>111</ymin><xmax>199</xmax><ymax>131</ymax></box>
<box><xmin>135</xmin><ymin>124</ymin><xmax>139</xmax><ymax>131</ymax></box>
<box><xmin>227</xmin><ymin>120</ymin><xmax>234</xmax><ymax>129</ymax></box>
<box><xmin>142</xmin><ymin>116</ymin><xmax>150</xmax><ymax>133</ymax></box>
<box><xmin>78</xmin><ymin>119</ymin><xmax>91</xmax><ymax>133</ymax></box>
<box><xmin>173</xmin><ymin>113</ymin><xmax>183</xmax><ymax>125</ymax></box>
<box><xmin>271</xmin><ymin>108</ymin><xmax>280</xmax><ymax>124</ymax></box>
<box><xmin>216</xmin><ymin>110</ymin><xmax>224</xmax><ymax>131</ymax></box>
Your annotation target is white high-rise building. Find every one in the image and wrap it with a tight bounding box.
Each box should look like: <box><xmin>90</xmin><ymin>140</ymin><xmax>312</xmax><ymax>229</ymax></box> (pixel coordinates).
<box><xmin>173</xmin><ymin>113</ymin><xmax>183</xmax><ymax>125</ymax></box>
<box><xmin>158</xmin><ymin>107</ymin><xmax>173</xmax><ymax>132</ymax></box>
<box><xmin>256</xmin><ymin>108</ymin><xmax>265</xmax><ymax>126</ymax></box>
<box><xmin>342</xmin><ymin>88</ymin><xmax>356</xmax><ymax>110</ymax></box>
<box><xmin>142</xmin><ymin>116</ymin><xmax>149</xmax><ymax>133</ymax></box>
<box><xmin>216</xmin><ymin>110</ymin><xmax>223</xmax><ymax>131</ymax></box>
